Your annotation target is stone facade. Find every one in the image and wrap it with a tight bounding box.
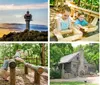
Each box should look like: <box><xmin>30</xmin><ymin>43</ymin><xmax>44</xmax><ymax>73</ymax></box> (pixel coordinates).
<box><xmin>59</xmin><ymin>50</ymin><xmax>95</xmax><ymax>79</ymax></box>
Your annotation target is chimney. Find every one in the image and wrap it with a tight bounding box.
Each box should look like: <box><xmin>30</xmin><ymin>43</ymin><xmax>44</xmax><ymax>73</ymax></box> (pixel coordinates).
<box><xmin>78</xmin><ymin>48</ymin><xmax>85</xmax><ymax>76</ymax></box>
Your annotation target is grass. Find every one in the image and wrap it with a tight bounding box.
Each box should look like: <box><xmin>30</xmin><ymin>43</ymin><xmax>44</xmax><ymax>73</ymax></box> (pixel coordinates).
<box><xmin>50</xmin><ymin>82</ymin><xmax>97</xmax><ymax>85</ymax></box>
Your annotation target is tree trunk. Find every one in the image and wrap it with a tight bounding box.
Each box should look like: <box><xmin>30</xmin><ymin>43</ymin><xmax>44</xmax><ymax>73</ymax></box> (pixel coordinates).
<box><xmin>41</xmin><ymin>44</ymin><xmax>45</xmax><ymax>66</ymax></box>
<box><xmin>78</xmin><ymin>0</ymin><xmax>80</xmax><ymax>6</ymax></box>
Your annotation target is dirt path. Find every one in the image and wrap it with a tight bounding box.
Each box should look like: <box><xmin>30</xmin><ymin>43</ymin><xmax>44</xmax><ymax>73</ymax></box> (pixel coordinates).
<box><xmin>51</xmin><ymin>76</ymin><xmax>100</xmax><ymax>85</ymax></box>
<box><xmin>0</xmin><ymin>69</ymin><xmax>48</xmax><ymax>85</ymax></box>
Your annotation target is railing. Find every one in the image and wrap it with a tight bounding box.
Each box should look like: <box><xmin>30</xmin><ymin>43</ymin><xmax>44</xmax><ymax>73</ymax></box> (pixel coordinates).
<box><xmin>65</xmin><ymin>2</ymin><xmax>99</xmax><ymax>19</ymax></box>
<box><xmin>0</xmin><ymin>57</ymin><xmax>48</xmax><ymax>66</ymax></box>
<box><xmin>9</xmin><ymin>59</ymin><xmax>48</xmax><ymax>85</ymax></box>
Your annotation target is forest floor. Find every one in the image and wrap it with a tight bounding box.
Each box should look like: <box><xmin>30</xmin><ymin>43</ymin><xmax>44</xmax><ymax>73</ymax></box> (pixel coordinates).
<box><xmin>50</xmin><ymin>76</ymin><xmax>100</xmax><ymax>85</ymax></box>
<box><xmin>0</xmin><ymin>68</ymin><xmax>48</xmax><ymax>85</ymax></box>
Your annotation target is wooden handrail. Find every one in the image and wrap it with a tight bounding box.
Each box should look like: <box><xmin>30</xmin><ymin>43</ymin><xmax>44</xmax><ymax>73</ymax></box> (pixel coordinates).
<box><xmin>65</xmin><ymin>2</ymin><xmax>99</xmax><ymax>18</ymax></box>
<box><xmin>25</xmin><ymin>63</ymin><xmax>44</xmax><ymax>74</ymax></box>
<box><xmin>24</xmin><ymin>63</ymin><xmax>44</xmax><ymax>85</ymax></box>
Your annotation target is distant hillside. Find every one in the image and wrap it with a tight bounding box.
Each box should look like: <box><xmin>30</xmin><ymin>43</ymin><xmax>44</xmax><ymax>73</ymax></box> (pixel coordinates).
<box><xmin>0</xmin><ymin>29</ymin><xmax>48</xmax><ymax>41</ymax></box>
<box><xmin>0</xmin><ymin>23</ymin><xmax>48</xmax><ymax>31</ymax></box>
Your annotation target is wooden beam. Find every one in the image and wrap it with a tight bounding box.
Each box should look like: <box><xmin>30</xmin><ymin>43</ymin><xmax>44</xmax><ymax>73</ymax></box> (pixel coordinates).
<box><xmin>78</xmin><ymin>33</ymin><xmax>99</xmax><ymax>41</ymax></box>
<box><xmin>65</xmin><ymin>2</ymin><xmax>99</xmax><ymax>18</ymax></box>
<box><xmin>41</xmin><ymin>66</ymin><xmax>48</xmax><ymax>73</ymax></box>
<box><xmin>25</xmin><ymin>63</ymin><xmax>44</xmax><ymax>74</ymax></box>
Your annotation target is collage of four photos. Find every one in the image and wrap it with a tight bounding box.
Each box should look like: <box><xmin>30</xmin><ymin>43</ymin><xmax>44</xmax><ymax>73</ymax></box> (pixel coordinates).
<box><xmin>0</xmin><ymin>0</ymin><xmax>99</xmax><ymax>85</ymax></box>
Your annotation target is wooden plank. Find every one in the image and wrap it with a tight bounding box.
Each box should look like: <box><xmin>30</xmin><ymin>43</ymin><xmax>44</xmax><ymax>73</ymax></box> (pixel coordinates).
<box><xmin>59</xmin><ymin>28</ymin><xmax>83</xmax><ymax>41</ymax></box>
<box><xmin>53</xmin><ymin>31</ymin><xmax>64</xmax><ymax>40</ymax></box>
<box><xmin>78</xmin><ymin>33</ymin><xmax>99</xmax><ymax>41</ymax></box>
<box><xmin>51</xmin><ymin>29</ymin><xmax>72</xmax><ymax>38</ymax></box>
<box><xmin>82</xmin><ymin>26</ymin><xmax>98</xmax><ymax>33</ymax></box>
<box><xmin>91</xmin><ymin>17</ymin><xmax>98</xmax><ymax>26</ymax></box>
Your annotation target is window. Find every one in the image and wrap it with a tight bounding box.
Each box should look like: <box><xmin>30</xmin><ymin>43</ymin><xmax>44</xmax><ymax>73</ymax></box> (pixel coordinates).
<box><xmin>77</xmin><ymin>57</ymin><xmax>79</xmax><ymax>60</ymax></box>
<box><xmin>73</xmin><ymin>64</ymin><xmax>76</xmax><ymax>68</ymax></box>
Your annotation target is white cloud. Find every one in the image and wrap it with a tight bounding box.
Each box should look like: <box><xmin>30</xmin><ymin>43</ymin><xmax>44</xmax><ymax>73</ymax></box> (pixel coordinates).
<box><xmin>0</xmin><ymin>2</ymin><xmax>48</xmax><ymax>10</ymax></box>
<box><xmin>0</xmin><ymin>18</ymin><xmax>2</xmax><ymax>20</ymax></box>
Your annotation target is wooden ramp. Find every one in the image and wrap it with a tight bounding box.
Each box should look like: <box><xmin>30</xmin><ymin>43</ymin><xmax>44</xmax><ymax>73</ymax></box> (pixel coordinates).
<box><xmin>78</xmin><ymin>33</ymin><xmax>99</xmax><ymax>41</ymax></box>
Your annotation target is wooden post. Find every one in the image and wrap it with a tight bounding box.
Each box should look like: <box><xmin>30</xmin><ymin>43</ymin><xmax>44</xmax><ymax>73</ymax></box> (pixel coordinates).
<box><xmin>61</xmin><ymin>63</ymin><xmax>64</xmax><ymax>79</ymax></box>
<box><xmin>25</xmin><ymin>65</ymin><xmax>28</xmax><ymax>74</ymax></box>
<box><xmin>36</xmin><ymin>57</ymin><xmax>38</xmax><ymax>65</ymax></box>
<box><xmin>24</xmin><ymin>63</ymin><xmax>44</xmax><ymax>85</ymax></box>
<box><xmin>34</xmin><ymin>71</ymin><xmax>40</xmax><ymax>85</ymax></box>
<box><xmin>9</xmin><ymin>60</ymin><xmax>16</xmax><ymax>85</ymax></box>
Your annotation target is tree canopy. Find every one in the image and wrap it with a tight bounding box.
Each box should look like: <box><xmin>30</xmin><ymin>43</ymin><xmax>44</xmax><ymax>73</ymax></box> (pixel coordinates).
<box><xmin>0</xmin><ymin>43</ymin><xmax>48</xmax><ymax>66</ymax></box>
<box><xmin>50</xmin><ymin>43</ymin><xmax>99</xmax><ymax>70</ymax></box>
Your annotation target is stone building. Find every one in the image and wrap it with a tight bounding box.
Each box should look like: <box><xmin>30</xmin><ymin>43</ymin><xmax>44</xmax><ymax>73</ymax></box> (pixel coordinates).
<box><xmin>59</xmin><ymin>49</ymin><xmax>96</xmax><ymax>79</ymax></box>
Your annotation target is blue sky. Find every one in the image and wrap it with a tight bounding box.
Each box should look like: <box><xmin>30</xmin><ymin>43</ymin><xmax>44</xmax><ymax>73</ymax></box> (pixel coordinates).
<box><xmin>0</xmin><ymin>0</ymin><xmax>47</xmax><ymax>5</ymax></box>
<box><xmin>0</xmin><ymin>0</ymin><xmax>48</xmax><ymax>25</ymax></box>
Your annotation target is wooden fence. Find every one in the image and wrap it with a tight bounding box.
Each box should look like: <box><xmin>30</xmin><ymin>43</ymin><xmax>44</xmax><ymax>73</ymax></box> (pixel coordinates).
<box><xmin>9</xmin><ymin>59</ymin><xmax>48</xmax><ymax>85</ymax></box>
<box><xmin>0</xmin><ymin>57</ymin><xmax>48</xmax><ymax>66</ymax></box>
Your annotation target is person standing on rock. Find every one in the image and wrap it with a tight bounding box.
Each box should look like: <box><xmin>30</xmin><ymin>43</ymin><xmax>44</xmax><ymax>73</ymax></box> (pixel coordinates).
<box><xmin>24</xmin><ymin>11</ymin><xmax>32</xmax><ymax>30</ymax></box>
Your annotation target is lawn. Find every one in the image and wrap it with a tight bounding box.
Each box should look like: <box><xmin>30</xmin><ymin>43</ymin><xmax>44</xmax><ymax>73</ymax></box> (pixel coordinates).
<box><xmin>50</xmin><ymin>82</ymin><xmax>97</xmax><ymax>85</ymax></box>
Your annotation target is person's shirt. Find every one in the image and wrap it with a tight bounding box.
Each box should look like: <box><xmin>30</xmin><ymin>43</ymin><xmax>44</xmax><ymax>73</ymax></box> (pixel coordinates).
<box><xmin>24</xmin><ymin>14</ymin><xmax>32</xmax><ymax>21</ymax></box>
<box><xmin>14</xmin><ymin>51</ymin><xmax>21</xmax><ymax>58</ymax></box>
<box><xmin>56</xmin><ymin>16</ymin><xmax>71</xmax><ymax>31</ymax></box>
<box><xmin>2</xmin><ymin>60</ymin><xmax>9</xmax><ymax>70</ymax></box>
<box><xmin>74</xmin><ymin>19</ymin><xmax>88</xmax><ymax>26</ymax></box>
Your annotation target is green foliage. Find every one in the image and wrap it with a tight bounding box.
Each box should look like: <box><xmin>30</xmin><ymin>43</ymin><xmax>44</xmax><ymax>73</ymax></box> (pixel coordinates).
<box><xmin>50</xmin><ymin>0</ymin><xmax>99</xmax><ymax>12</ymax></box>
<box><xmin>0</xmin><ymin>43</ymin><xmax>48</xmax><ymax>66</ymax></box>
<box><xmin>74</xmin><ymin>0</ymin><xmax>99</xmax><ymax>12</ymax></box>
<box><xmin>50</xmin><ymin>43</ymin><xmax>73</xmax><ymax>78</ymax></box>
<box><xmin>50</xmin><ymin>69</ymin><xmax>61</xmax><ymax>79</ymax></box>
<box><xmin>0</xmin><ymin>29</ymin><xmax>48</xmax><ymax>41</ymax></box>
<box><xmin>50</xmin><ymin>43</ymin><xmax>73</xmax><ymax>67</ymax></box>
<box><xmin>74</xmin><ymin>43</ymin><xmax>99</xmax><ymax>70</ymax></box>
<box><xmin>50</xmin><ymin>82</ymin><xmax>97</xmax><ymax>85</ymax></box>
<box><xmin>50</xmin><ymin>0</ymin><xmax>55</xmax><ymax>5</ymax></box>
